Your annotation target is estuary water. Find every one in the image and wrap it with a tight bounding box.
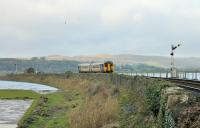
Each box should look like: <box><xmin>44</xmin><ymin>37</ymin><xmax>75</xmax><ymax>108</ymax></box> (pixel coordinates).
<box><xmin>0</xmin><ymin>80</ymin><xmax>58</xmax><ymax>94</ymax></box>
<box><xmin>0</xmin><ymin>100</ymin><xmax>33</xmax><ymax>128</ymax></box>
<box><xmin>0</xmin><ymin>80</ymin><xmax>58</xmax><ymax>128</ymax></box>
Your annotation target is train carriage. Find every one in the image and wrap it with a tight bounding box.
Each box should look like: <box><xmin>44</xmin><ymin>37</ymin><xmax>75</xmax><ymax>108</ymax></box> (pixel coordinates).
<box><xmin>78</xmin><ymin>61</ymin><xmax>114</xmax><ymax>73</ymax></box>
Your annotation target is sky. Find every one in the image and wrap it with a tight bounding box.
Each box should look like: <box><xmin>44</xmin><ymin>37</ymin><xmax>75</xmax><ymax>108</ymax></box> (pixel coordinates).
<box><xmin>0</xmin><ymin>0</ymin><xmax>200</xmax><ymax>58</ymax></box>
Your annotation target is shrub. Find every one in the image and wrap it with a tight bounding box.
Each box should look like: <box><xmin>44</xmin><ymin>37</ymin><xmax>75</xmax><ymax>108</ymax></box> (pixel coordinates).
<box><xmin>24</xmin><ymin>67</ymin><xmax>35</xmax><ymax>74</ymax></box>
<box><xmin>146</xmin><ymin>81</ymin><xmax>169</xmax><ymax>117</ymax></box>
<box><xmin>65</xmin><ymin>71</ymin><xmax>73</xmax><ymax>78</ymax></box>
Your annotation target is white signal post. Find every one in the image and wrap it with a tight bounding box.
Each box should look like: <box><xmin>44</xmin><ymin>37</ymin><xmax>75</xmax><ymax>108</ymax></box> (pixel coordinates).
<box><xmin>170</xmin><ymin>43</ymin><xmax>181</xmax><ymax>78</ymax></box>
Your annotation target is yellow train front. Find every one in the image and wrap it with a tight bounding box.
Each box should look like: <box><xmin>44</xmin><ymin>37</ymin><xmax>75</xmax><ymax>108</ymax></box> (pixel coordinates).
<box><xmin>78</xmin><ymin>61</ymin><xmax>114</xmax><ymax>73</ymax></box>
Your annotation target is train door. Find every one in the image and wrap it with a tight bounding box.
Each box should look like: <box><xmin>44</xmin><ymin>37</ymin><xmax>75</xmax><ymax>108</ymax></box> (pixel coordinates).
<box><xmin>100</xmin><ymin>64</ymin><xmax>104</xmax><ymax>73</ymax></box>
<box><xmin>107</xmin><ymin>64</ymin><xmax>111</xmax><ymax>72</ymax></box>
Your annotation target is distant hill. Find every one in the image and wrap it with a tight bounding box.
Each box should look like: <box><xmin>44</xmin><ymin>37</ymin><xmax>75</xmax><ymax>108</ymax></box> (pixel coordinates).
<box><xmin>0</xmin><ymin>58</ymin><xmax>80</xmax><ymax>73</ymax></box>
<box><xmin>1</xmin><ymin>54</ymin><xmax>200</xmax><ymax>74</ymax></box>
<box><xmin>44</xmin><ymin>54</ymin><xmax>200</xmax><ymax>69</ymax></box>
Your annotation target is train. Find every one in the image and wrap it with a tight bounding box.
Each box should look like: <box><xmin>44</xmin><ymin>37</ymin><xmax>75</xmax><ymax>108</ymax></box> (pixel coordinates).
<box><xmin>78</xmin><ymin>61</ymin><xmax>114</xmax><ymax>73</ymax></box>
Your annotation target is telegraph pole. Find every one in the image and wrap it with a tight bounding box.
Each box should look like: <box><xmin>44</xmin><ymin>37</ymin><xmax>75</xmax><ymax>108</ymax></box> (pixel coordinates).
<box><xmin>170</xmin><ymin>43</ymin><xmax>181</xmax><ymax>78</ymax></box>
<box><xmin>14</xmin><ymin>63</ymin><xmax>18</xmax><ymax>74</ymax></box>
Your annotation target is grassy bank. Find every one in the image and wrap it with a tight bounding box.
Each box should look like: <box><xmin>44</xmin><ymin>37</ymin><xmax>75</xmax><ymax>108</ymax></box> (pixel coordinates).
<box><xmin>0</xmin><ymin>90</ymin><xmax>39</xmax><ymax>99</ymax></box>
<box><xmin>118</xmin><ymin>77</ymin><xmax>170</xmax><ymax>128</ymax></box>
<box><xmin>0</xmin><ymin>74</ymin><xmax>173</xmax><ymax>128</ymax></box>
<box><xmin>0</xmin><ymin>74</ymin><xmax>120</xmax><ymax>128</ymax></box>
<box><xmin>18</xmin><ymin>91</ymin><xmax>82</xmax><ymax>128</ymax></box>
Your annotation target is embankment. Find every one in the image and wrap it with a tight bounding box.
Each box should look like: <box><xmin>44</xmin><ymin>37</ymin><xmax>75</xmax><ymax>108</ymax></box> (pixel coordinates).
<box><xmin>0</xmin><ymin>73</ymin><xmax>199</xmax><ymax>128</ymax></box>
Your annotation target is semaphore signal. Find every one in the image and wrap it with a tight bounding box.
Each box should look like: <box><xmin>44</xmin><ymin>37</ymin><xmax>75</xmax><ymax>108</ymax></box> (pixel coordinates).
<box><xmin>170</xmin><ymin>43</ymin><xmax>182</xmax><ymax>78</ymax></box>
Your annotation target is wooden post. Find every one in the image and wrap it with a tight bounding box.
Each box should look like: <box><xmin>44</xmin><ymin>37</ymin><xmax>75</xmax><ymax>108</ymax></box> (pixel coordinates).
<box><xmin>195</xmin><ymin>72</ymin><xmax>197</xmax><ymax>80</ymax></box>
<box><xmin>185</xmin><ymin>72</ymin><xmax>187</xmax><ymax>79</ymax></box>
<box><xmin>192</xmin><ymin>72</ymin><xmax>194</xmax><ymax>80</ymax></box>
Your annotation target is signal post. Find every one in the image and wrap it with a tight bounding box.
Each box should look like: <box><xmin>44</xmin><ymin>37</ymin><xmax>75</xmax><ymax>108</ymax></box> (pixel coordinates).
<box><xmin>170</xmin><ymin>43</ymin><xmax>181</xmax><ymax>78</ymax></box>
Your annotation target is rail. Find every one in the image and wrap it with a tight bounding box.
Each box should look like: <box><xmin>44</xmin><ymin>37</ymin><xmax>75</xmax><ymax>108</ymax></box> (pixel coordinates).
<box><xmin>118</xmin><ymin>72</ymin><xmax>200</xmax><ymax>81</ymax></box>
<box><xmin>118</xmin><ymin>72</ymin><xmax>200</xmax><ymax>93</ymax></box>
<box><xmin>161</xmin><ymin>78</ymin><xmax>200</xmax><ymax>93</ymax></box>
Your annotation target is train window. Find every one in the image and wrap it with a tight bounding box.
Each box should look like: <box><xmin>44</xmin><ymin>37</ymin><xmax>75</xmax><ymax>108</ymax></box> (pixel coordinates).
<box><xmin>93</xmin><ymin>65</ymin><xmax>99</xmax><ymax>68</ymax></box>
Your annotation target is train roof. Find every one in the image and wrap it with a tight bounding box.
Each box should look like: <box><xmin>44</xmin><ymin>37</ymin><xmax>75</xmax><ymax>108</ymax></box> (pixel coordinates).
<box><xmin>78</xmin><ymin>61</ymin><xmax>113</xmax><ymax>66</ymax></box>
<box><xmin>78</xmin><ymin>62</ymin><xmax>105</xmax><ymax>66</ymax></box>
<box><xmin>92</xmin><ymin>62</ymin><xmax>104</xmax><ymax>65</ymax></box>
<box><xmin>78</xmin><ymin>63</ymin><xmax>91</xmax><ymax>66</ymax></box>
<box><xmin>104</xmin><ymin>61</ymin><xmax>113</xmax><ymax>64</ymax></box>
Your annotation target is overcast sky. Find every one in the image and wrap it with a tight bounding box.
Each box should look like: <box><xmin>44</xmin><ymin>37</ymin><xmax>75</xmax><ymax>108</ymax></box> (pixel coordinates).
<box><xmin>0</xmin><ymin>0</ymin><xmax>200</xmax><ymax>57</ymax></box>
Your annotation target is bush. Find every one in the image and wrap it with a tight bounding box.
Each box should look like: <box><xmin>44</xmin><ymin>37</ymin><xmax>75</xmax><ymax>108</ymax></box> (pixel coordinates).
<box><xmin>24</xmin><ymin>67</ymin><xmax>35</xmax><ymax>74</ymax></box>
<box><xmin>65</xmin><ymin>71</ymin><xmax>73</xmax><ymax>78</ymax></box>
<box><xmin>146</xmin><ymin>81</ymin><xmax>169</xmax><ymax>117</ymax></box>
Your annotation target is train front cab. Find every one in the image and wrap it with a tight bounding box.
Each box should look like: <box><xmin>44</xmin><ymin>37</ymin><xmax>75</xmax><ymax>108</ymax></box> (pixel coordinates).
<box><xmin>104</xmin><ymin>61</ymin><xmax>114</xmax><ymax>73</ymax></box>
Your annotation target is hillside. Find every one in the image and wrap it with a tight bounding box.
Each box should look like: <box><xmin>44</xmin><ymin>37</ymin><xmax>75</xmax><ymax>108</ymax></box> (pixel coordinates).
<box><xmin>0</xmin><ymin>58</ymin><xmax>80</xmax><ymax>73</ymax></box>
<box><xmin>1</xmin><ymin>54</ymin><xmax>200</xmax><ymax>74</ymax></box>
<box><xmin>0</xmin><ymin>58</ymin><xmax>167</xmax><ymax>73</ymax></box>
<box><xmin>45</xmin><ymin>54</ymin><xmax>200</xmax><ymax>69</ymax></box>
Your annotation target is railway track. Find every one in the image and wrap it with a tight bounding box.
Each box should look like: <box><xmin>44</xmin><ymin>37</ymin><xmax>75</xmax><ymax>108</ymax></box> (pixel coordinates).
<box><xmin>118</xmin><ymin>73</ymin><xmax>200</xmax><ymax>93</ymax></box>
<box><xmin>154</xmin><ymin>77</ymin><xmax>200</xmax><ymax>93</ymax></box>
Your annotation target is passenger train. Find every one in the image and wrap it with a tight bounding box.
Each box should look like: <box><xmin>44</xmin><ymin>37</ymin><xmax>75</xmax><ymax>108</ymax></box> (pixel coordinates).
<box><xmin>78</xmin><ymin>61</ymin><xmax>114</xmax><ymax>73</ymax></box>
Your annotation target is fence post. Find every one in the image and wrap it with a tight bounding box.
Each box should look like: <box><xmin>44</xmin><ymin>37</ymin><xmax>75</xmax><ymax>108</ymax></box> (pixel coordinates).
<box><xmin>192</xmin><ymin>72</ymin><xmax>194</xmax><ymax>80</ymax></box>
<box><xmin>119</xmin><ymin>75</ymin><xmax>122</xmax><ymax>85</ymax></box>
<box><xmin>185</xmin><ymin>72</ymin><xmax>187</xmax><ymax>79</ymax></box>
<box><xmin>195</xmin><ymin>72</ymin><xmax>197</xmax><ymax>80</ymax></box>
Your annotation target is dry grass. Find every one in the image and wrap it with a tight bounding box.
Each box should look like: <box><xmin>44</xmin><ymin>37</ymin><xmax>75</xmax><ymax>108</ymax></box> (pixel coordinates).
<box><xmin>70</xmin><ymin>83</ymin><xmax>119</xmax><ymax>128</ymax></box>
<box><xmin>70</xmin><ymin>97</ymin><xmax>119</xmax><ymax>128</ymax></box>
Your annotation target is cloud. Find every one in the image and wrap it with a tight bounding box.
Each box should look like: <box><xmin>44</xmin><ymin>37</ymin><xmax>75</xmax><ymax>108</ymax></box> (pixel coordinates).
<box><xmin>0</xmin><ymin>0</ymin><xmax>200</xmax><ymax>57</ymax></box>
